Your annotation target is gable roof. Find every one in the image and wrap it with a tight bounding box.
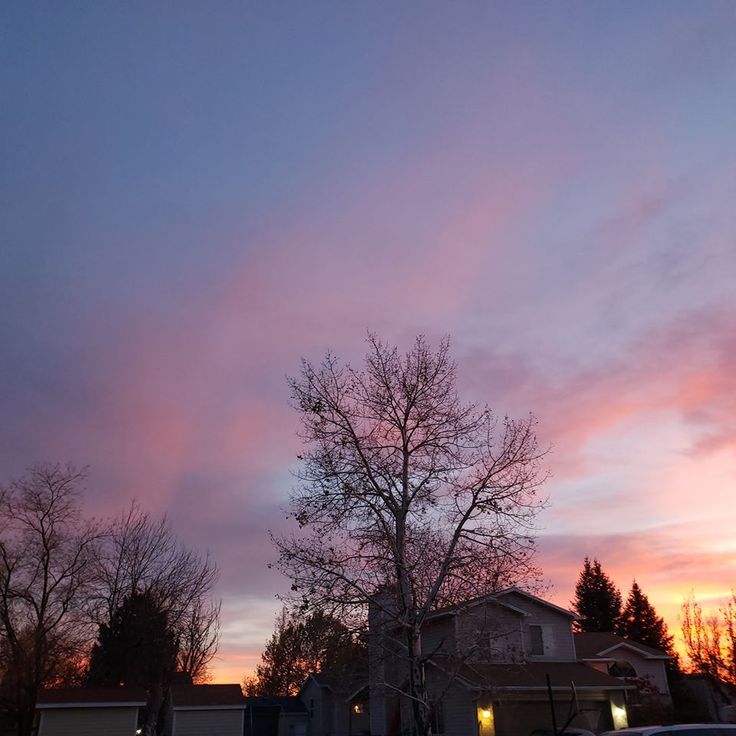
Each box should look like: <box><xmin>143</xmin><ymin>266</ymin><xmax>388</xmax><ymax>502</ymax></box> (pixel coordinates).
<box><xmin>301</xmin><ymin>670</ymin><xmax>368</xmax><ymax>700</ymax></box>
<box><xmin>427</xmin><ymin>587</ymin><xmax>578</xmax><ymax>621</ymax></box>
<box><xmin>243</xmin><ymin>696</ymin><xmax>308</xmax><ymax>714</ymax></box>
<box><xmin>170</xmin><ymin>684</ymin><xmax>245</xmax><ymax>709</ymax></box>
<box><xmin>453</xmin><ymin>661</ymin><xmax>636</xmax><ymax>691</ymax></box>
<box><xmin>494</xmin><ymin>587</ymin><xmax>579</xmax><ymax>619</ymax></box>
<box><xmin>36</xmin><ymin>688</ymin><xmax>147</xmax><ymax>709</ymax></box>
<box><xmin>574</xmin><ymin>632</ymin><xmax>671</xmax><ymax>660</ymax></box>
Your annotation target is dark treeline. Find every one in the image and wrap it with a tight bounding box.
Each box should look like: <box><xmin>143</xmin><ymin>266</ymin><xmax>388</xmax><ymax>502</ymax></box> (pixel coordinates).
<box><xmin>0</xmin><ymin>464</ymin><xmax>220</xmax><ymax>736</ymax></box>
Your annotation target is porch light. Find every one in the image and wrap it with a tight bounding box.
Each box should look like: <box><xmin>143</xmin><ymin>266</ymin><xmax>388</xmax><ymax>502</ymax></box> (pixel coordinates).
<box><xmin>477</xmin><ymin>704</ymin><xmax>495</xmax><ymax>736</ymax></box>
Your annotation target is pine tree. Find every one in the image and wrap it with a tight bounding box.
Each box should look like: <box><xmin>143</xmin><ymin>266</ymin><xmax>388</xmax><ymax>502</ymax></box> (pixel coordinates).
<box><xmin>618</xmin><ymin>581</ymin><xmax>674</xmax><ymax>654</ymax></box>
<box><xmin>87</xmin><ymin>590</ymin><xmax>178</xmax><ymax>688</ymax></box>
<box><xmin>572</xmin><ymin>557</ymin><xmax>622</xmax><ymax>632</ymax></box>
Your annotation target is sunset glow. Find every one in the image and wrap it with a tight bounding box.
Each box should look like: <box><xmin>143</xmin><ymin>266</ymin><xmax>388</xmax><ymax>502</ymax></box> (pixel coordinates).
<box><xmin>2</xmin><ymin>2</ymin><xmax>736</xmax><ymax>683</ymax></box>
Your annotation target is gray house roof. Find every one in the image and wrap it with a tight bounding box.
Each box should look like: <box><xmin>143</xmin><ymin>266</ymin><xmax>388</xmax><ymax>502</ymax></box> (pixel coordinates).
<box><xmin>36</xmin><ymin>688</ymin><xmax>147</xmax><ymax>708</ymax></box>
<box><xmin>452</xmin><ymin>660</ymin><xmax>636</xmax><ymax>691</ymax></box>
<box><xmin>244</xmin><ymin>696</ymin><xmax>308</xmax><ymax>714</ymax></box>
<box><xmin>170</xmin><ymin>684</ymin><xmax>245</xmax><ymax>709</ymax></box>
<box><xmin>574</xmin><ymin>632</ymin><xmax>670</xmax><ymax>660</ymax></box>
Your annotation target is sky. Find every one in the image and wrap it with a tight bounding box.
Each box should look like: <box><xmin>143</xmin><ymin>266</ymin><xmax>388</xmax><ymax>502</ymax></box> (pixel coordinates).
<box><xmin>2</xmin><ymin>2</ymin><xmax>736</xmax><ymax>683</ymax></box>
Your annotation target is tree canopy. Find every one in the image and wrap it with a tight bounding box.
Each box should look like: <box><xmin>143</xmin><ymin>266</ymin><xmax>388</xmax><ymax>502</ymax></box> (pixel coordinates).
<box><xmin>572</xmin><ymin>557</ymin><xmax>622</xmax><ymax>632</ymax></box>
<box><xmin>0</xmin><ymin>465</ymin><xmax>100</xmax><ymax>736</ymax></box>
<box><xmin>87</xmin><ymin>590</ymin><xmax>178</xmax><ymax>689</ymax></box>
<box><xmin>0</xmin><ymin>466</ymin><xmax>221</xmax><ymax>736</ymax></box>
<box><xmin>619</xmin><ymin>580</ymin><xmax>674</xmax><ymax>654</ymax></box>
<box><xmin>245</xmin><ymin>608</ymin><xmax>364</xmax><ymax>696</ymax></box>
<box><xmin>681</xmin><ymin>592</ymin><xmax>736</xmax><ymax>685</ymax></box>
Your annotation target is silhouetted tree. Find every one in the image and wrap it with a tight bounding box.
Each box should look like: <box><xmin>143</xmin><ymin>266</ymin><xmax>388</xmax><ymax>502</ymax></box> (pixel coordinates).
<box><xmin>244</xmin><ymin>607</ymin><xmax>364</xmax><ymax>696</ymax></box>
<box><xmin>572</xmin><ymin>557</ymin><xmax>622</xmax><ymax>632</ymax></box>
<box><xmin>87</xmin><ymin>590</ymin><xmax>177</xmax><ymax>689</ymax></box>
<box><xmin>275</xmin><ymin>335</ymin><xmax>546</xmax><ymax>736</ymax></box>
<box><xmin>619</xmin><ymin>581</ymin><xmax>675</xmax><ymax>654</ymax></box>
<box><xmin>0</xmin><ymin>465</ymin><xmax>100</xmax><ymax>736</ymax></box>
<box><xmin>0</xmin><ymin>468</ymin><xmax>220</xmax><ymax>736</ymax></box>
<box><xmin>90</xmin><ymin>505</ymin><xmax>221</xmax><ymax>734</ymax></box>
<box><xmin>91</xmin><ymin>503</ymin><xmax>220</xmax><ymax>683</ymax></box>
<box><xmin>681</xmin><ymin>592</ymin><xmax>736</xmax><ymax>685</ymax></box>
<box><xmin>176</xmin><ymin>597</ymin><xmax>221</xmax><ymax>684</ymax></box>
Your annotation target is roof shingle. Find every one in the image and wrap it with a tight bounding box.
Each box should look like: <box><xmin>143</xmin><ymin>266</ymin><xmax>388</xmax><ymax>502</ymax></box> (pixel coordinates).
<box><xmin>36</xmin><ymin>688</ymin><xmax>147</xmax><ymax>707</ymax></box>
<box><xmin>170</xmin><ymin>684</ymin><xmax>244</xmax><ymax>708</ymax></box>
<box><xmin>574</xmin><ymin>632</ymin><xmax>670</xmax><ymax>659</ymax></box>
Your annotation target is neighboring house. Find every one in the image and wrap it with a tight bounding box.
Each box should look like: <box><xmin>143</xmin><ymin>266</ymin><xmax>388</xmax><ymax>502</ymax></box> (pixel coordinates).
<box><xmin>243</xmin><ymin>695</ymin><xmax>310</xmax><ymax>736</ymax></box>
<box><xmin>574</xmin><ymin>632</ymin><xmax>671</xmax><ymax>699</ymax></box>
<box><xmin>299</xmin><ymin>671</ymin><xmax>370</xmax><ymax>736</ymax></box>
<box><xmin>35</xmin><ymin>687</ymin><xmax>146</xmax><ymax>736</ymax></box>
<box><xmin>360</xmin><ymin>586</ymin><xmax>633</xmax><ymax>736</ymax></box>
<box><xmin>167</xmin><ymin>684</ymin><xmax>245</xmax><ymax>736</ymax></box>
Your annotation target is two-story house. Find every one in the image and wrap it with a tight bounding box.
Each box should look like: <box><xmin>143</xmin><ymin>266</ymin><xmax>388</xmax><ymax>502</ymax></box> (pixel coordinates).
<box><xmin>302</xmin><ymin>587</ymin><xmax>635</xmax><ymax>736</ymax></box>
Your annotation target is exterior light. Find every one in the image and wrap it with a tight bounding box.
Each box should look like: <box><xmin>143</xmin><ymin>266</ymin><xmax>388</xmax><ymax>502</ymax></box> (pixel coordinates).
<box><xmin>477</xmin><ymin>705</ymin><xmax>495</xmax><ymax>735</ymax></box>
<box><xmin>611</xmin><ymin>703</ymin><xmax>628</xmax><ymax>729</ymax></box>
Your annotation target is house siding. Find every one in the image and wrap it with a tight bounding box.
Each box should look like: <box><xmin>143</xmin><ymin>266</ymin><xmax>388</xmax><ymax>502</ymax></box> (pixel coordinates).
<box><xmin>278</xmin><ymin>712</ymin><xmax>309</xmax><ymax>736</ymax></box>
<box><xmin>454</xmin><ymin>603</ymin><xmax>524</xmax><ymax>662</ymax></box>
<box><xmin>38</xmin><ymin>707</ymin><xmax>138</xmax><ymax>736</ymax></box>
<box><xmin>422</xmin><ymin>616</ymin><xmax>456</xmax><ymax>656</ymax></box>
<box><xmin>498</xmin><ymin>592</ymin><xmax>576</xmax><ymax>661</ymax></box>
<box><xmin>173</xmin><ymin>709</ymin><xmax>243</xmax><ymax>736</ymax></box>
<box><xmin>442</xmin><ymin>684</ymin><xmax>476</xmax><ymax>736</ymax></box>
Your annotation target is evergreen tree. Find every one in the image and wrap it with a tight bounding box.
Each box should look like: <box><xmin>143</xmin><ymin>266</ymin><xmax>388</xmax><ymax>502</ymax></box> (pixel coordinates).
<box><xmin>618</xmin><ymin>580</ymin><xmax>674</xmax><ymax>654</ymax></box>
<box><xmin>87</xmin><ymin>590</ymin><xmax>178</xmax><ymax>688</ymax></box>
<box><xmin>572</xmin><ymin>557</ymin><xmax>622</xmax><ymax>632</ymax></box>
<box><xmin>87</xmin><ymin>591</ymin><xmax>179</xmax><ymax>735</ymax></box>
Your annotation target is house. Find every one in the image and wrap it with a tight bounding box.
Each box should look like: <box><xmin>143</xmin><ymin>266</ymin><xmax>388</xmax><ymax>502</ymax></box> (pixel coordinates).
<box><xmin>299</xmin><ymin>671</ymin><xmax>370</xmax><ymax>736</ymax></box>
<box><xmin>167</xmin><ymin>684</ymin><xmax>245</xmax><ymax>736</ymax></box>
<box><xmin>574</xmin><ymin>632</ymin><xmax>671</xmax><ymax>697</ymax></box>
<box><xmin>35</xmin><ymin>687</ymin><xmax>146</xmax><ymax>736</ymax></box>
<box><xmin>243</xmin><ymin>695</ymin><xmax>310</xmax><ymax>736</ymax></box>
<box><xmin>358</xmin><ymin>586</ymin><xmax>633</xmax><ymax>736</ymax></box>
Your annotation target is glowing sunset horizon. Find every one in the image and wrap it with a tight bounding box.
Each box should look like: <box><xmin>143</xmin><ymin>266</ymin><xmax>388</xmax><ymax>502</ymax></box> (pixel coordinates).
<box><xmin>2</xmin><ymin>2</ymin><xmax>735</xmax><ymax>686</ymax></box>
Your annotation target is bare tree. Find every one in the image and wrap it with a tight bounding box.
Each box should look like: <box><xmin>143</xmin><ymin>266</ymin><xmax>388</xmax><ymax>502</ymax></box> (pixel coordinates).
<box><xmin>0</xmin><ymin>464</ymin><xmax>100</xmax><ymax>736</ymax></box>
<box><xmin>177</xmin><ymin>597</ymin><xmax>221</xmax><ymax>683</ymax></box>
<box><xmin>275</xmin><ymin>335</ymin><xmax>546</xmax><ymax>736</ymax></box>
<box><xmin>90</xmin><ymin>503</ymin><xmax>220</xmax><ymax>733</ymax></box>
<box><xmin>682</xmin><ymin>592</ymin><xmax>736</xmax><ymax>685</ymax></box>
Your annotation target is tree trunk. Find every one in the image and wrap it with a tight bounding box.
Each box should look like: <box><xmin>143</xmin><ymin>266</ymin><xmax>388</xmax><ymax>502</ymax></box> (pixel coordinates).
<box><xmin>407</xmin><ymin>625</ymin><xmax>430</xmax><ymax>736</ymax></box>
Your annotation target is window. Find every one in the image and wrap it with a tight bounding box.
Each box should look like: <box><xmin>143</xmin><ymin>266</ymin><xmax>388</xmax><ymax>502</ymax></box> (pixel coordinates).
<box><xmin>608</xmin><ymin>660</ymin><xmax>636</xmax><ymax>678</ymax></box>
<box><xmin>529</xmin><ymin>625</ymin><xmax>544</xmax><ymax>655</ymax></box>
